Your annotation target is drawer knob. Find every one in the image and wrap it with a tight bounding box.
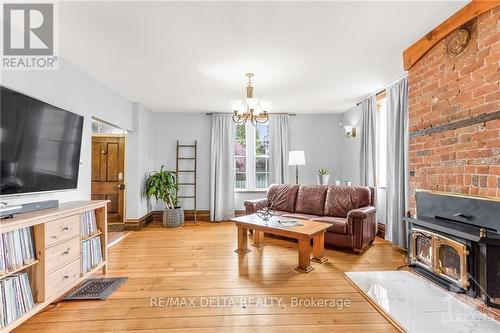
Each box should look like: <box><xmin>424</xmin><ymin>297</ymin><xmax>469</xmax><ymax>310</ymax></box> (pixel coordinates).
<box><xmin>63</xmin><ymin>248</ymin><xmax>70</xmax><ymax>255</ymax></box>
<box><xmin>62</xmin><ymin>226</ymin><xmax>70</xmax><ymax>231</ymax></box>
<box><xmin>63</xmin><ymin>275</ymin><xmax>69</xmax><ymax>280</ymax></box>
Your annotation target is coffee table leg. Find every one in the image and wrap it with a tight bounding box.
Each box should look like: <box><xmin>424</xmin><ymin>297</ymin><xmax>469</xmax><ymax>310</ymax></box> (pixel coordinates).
<box><xmin>295</xmin><ymin>238</ymin><xmax>314</xmax><ymax>273</ymax></box>
<box><xmin>252</xmin><ymin>230</ymin><xmax>267</xmax><ymax>248</ymax></box>
<box><xmin>235</xmin><ymin>226</ymin><xmax>251</xmax><ymax>254</ymax></box>
<box><xmin>311</xmin><ymin>232</ymin><xmax>328</xmax><ymax>264</ymax></box>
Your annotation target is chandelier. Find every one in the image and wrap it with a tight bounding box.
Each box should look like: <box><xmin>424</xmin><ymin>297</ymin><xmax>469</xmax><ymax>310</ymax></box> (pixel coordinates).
<box><xmin>230</xmin><ymin>73</ymin><xmax>271</xmax><ymax>126</ymax></box>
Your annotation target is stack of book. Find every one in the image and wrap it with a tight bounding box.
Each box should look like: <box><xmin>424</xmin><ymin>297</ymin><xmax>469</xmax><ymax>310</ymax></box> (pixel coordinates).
<box><xmin>0</xmin><ymin>272</ymin><xmax>35</xmax><ymax>327</ymax></box>
<box><xmin>81</xmin><ymin>210</ymin><xmax>98</xmax><ymax>237</ymax></box>
<box><xmin>0</xmin><ymin>227</ymin><xmax>36</xmax><ymax>275</ymax></box>
<box><xmin>82</xmin><ymin>237</ymin><xmax>103</xmax><ymax>273</ymax></box>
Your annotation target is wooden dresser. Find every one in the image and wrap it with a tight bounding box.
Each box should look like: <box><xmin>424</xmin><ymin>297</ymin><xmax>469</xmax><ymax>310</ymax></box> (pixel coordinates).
<box><xmin>0</xmin><ymin>201</ymin><xmax>108</xmax><ymax>332</ymax></box>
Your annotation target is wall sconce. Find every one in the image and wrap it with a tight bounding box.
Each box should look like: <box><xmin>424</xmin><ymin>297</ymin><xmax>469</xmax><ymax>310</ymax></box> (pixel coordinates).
<box><xmin>344</xmin><ymin>125</ymin><xmax>356</xmax><ymax>138</ymax></box>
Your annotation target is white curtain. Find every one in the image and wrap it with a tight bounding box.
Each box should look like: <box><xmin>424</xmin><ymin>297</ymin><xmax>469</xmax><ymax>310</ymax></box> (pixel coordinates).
<box><xmin>360</xmin><ymin>96</ymin><xmax>377</xmax><ymax>187</ymax></box>
<box><xmin>385</xmin><ymin>77</ymin><xmax>409</xmax><ymax>248</ymax></box>
<box><xmin>269</xmin><ymin>114</ymin><xmax>291</xmax><ymax>184</ymax></box>
<box><xmin>209</xmin><ymin>114</ymin><xmax>235</xmax><ymax>221</ymax></box>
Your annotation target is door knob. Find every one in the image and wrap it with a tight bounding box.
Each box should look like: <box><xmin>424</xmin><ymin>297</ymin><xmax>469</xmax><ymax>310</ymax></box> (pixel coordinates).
<box><xmin>118</xmin><ymin>184</ymin><xmax>126</xmax><ymax>190</ymax></box>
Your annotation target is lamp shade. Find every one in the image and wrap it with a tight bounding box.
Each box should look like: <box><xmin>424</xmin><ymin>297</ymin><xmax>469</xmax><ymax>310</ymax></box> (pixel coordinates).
<box><xmin>259</xmin><ymin>100</ymin><xmax>272</xmax><ymax>112</ymax></box>
<box><xmin>230</xmin><ymin>100</ymin><xmax>242</xmax><ymax>112</ymax></box>
<box><xmin>246</xmin><ymin>98</ymin><xmax>259</xmax><ymax>110</ymax></box>
<box><xmin>288</xmin><ymin>151</ymin><xmax>306</xmax><ymax>166</ymax></box>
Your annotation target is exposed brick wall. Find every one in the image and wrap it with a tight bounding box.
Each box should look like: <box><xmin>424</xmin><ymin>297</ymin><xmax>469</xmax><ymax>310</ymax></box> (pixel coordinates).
<box><xmin>408</xmin><ymin>7</ymin><xmax>500</xmax><ymax>215</ymax></box>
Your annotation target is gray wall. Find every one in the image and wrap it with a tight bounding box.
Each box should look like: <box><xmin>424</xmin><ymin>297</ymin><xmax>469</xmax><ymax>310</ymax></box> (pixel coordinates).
<box><xmin>152</xmin><ymin>113</ymin><xmax>212</xmax><ymax>210</ymax></box>
<box><xmin>126</xmin><ymin>103</ymin><xmax>155</xmax><ymax>219</ymax></box>
<box><xmin>289</xmin><ymin>114</ymin><xmax>344</xmax><ymax>185</ymax></box>
<box><xmin>340</xmin><ymin>105</ymin><xmax>362</xmax><ymax>186</ymax></box>
<box><xmin>1</xmin><ymin>59</ymin><xmax>133</xmax><ymax>206</ymax></box>
<box><xmin>339</xmin><ymin>104</ymin><xmax>386</xmax><ymax>225</ymax></box>
<box><xmin>150</xmin><ymin>113</ymin><xmax>346</xmax><ymax>210</ymax></box>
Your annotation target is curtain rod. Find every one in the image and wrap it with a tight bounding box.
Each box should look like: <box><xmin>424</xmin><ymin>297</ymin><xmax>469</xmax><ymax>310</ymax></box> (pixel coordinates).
<box><xmin>206</xmin><ymin>112</ymin><xmax>296</xmax><ymax>116</ymax></box>
<box><xmin>356</xmin><ymin>74</ymin><xmax>408</xmax><ymax>106</ymax></box>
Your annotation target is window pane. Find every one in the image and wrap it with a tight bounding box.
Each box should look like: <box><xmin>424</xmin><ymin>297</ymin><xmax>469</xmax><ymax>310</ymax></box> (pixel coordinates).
<box><xmin>255</xmin><ymin>172</ymin><xmax>269</xmax><ymax>189</ymax></box>
<box><xmin>235</xmin><ymin>123</ymin><xmax>247</xmax><ymax>190</ymax></box>
<box><xmin>236</xmin><ymin>124</ymin><xmax>246</xmax><ymax>141</ymax></box>
<box><xmin>236</xmin><ymin>173</ymin><xmax>246</xmax><ymax>189</ymax></box>
<box><xmin>256</xmin><ymin>156</ymin><xmax>269</xmax><ymax>172</ymax></box>
<box><xmin>235</xmin><ymin>157</ymin><xmax>246</xmax><ymax>172</ymax></box>
<box><xmin>256</xmin><ymin>123</ymin><xmax>269</xmax><ymax>141</ymax></box>
<box><xmin>235</xmin><ymin>140</ymin><xmax>246</xmax><ymax>156</ymax></box>
<box><xmin>256</xmin><ymin>140</ymin><xmax>268</xmax><ymax>156</ymax></box>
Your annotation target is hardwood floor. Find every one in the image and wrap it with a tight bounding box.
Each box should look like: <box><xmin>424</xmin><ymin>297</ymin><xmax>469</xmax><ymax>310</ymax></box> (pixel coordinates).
<box><xmin>15</xmin><ymin>221</ymin><xmax>407</xmax><ymax>332</ymax></box>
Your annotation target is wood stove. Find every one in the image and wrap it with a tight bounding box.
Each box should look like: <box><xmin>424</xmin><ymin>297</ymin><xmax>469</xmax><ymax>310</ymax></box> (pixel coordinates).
<box><xmin>404</xmin><ymin>190</ymin><xmax>500</xmax><ymax>308</ymax></box>
<box><xmin>410</xmin><ymin>228</ymin><xmax>470</xmax><ymax>290</ymax></box>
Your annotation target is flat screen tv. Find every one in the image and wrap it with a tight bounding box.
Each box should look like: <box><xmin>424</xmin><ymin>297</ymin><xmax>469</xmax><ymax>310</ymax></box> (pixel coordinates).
<box><xmin>1</xmin><ymin>86</ymin><xmax>84</xmax><ymax>196</ymax></box>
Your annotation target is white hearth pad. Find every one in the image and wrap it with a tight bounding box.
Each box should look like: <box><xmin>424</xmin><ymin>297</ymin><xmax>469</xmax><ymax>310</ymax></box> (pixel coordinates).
<box><xmin>345</xmin><ymin>271</ymin><xmax>500</xmax><ymax>333</ymax></box>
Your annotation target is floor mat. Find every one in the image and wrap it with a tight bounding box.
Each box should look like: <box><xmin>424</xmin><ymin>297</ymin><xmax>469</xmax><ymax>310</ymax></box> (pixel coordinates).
<box><xmin>63</xmin><ymin>277</ymin><xmax>127</xmax><ymax>301</ymax></box>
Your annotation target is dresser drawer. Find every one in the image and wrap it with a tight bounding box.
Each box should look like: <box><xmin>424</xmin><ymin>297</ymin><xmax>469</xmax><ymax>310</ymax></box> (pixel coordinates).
<box><xmin>46</xmin><ymin>215</ymin><xmax>80</xmax><ymax>246</ymax></box>
<box><xmin>46</xmin><ymin>259</ymin><xmax>80</xmax><ymax>299</ymax></box>
<box><xmin>46</xmin><ymin>236</ymin><xmax>80</xmax><ymax>273</ymax></box>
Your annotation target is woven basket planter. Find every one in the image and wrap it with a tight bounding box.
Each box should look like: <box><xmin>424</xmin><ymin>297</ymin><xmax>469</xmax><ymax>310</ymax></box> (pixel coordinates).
<box><xmin>162</xmin><ymin>207</ymin><xmax>184</xmax><ymax>228</ymax></box>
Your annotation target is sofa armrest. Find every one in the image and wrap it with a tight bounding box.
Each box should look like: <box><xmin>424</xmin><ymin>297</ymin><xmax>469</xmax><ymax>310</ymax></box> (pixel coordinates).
<box><xmin>244</xmin><ymin>198</ymin><xmax>268</xmax><ymax>215</ymax></box>
<box><xmin>347</xmin><ymin>206</ymin><xmax>376</xmax><ymax>219</ymax></box>
<box><xmin>346</xmin><ymin>206</ymin><xmax>377</xmax><ymax>253</ymax></box>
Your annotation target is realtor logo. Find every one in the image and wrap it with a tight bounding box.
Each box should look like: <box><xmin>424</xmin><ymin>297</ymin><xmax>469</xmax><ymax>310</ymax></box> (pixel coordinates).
<box><xmin>1</xmin><ymin>2</ymin><xmax>58</xmax><ymax>70</ymax></box>
<box><xmin>3</xmin><ymin>3</ymin><xmax>53</xmax><ymax>55</ymax></box>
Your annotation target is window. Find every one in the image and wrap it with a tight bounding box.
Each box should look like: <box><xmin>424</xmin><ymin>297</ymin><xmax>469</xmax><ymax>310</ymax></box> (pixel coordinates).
<box><xmin>235</xmin><ymin>122</ymin><xmax>270</xmax><ymax>190</ymax></box>
<box><xmin>375</xmin><ymin>92</ymin><xmax>387</xmax><ymax>188</ymax></box>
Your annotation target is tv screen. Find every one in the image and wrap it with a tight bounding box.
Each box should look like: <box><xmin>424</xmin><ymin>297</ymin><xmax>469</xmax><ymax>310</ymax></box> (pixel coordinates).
<box><xmin>1</xmin><ymin>87</ymin><xmax>84</xmax><ymax>195</ymax></box>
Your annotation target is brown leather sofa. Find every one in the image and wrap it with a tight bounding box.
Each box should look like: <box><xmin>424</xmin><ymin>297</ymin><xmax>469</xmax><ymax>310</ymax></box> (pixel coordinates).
<box><xmin>244</xmin><ymin>184</ymin><xmax>377</xmax><ymax>253</ymax></box>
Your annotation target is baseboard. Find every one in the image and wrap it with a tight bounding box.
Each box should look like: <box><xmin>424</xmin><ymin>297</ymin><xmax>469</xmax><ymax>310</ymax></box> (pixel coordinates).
<box><xmin>377</xmin><ymin>223</ymin><xmax>386</xmax><ymax>239</ymax></box>
<box><xmin>124</xmin><ymin>211</ymin><xmax>155</xmax><ymax>230</ymax></box>
<box><xmin>125</xmin><ymin>209</ymin><xmax>210</xmax><ymax>230</ymax></box>
<box><xmin>127</xmin><ymin>211</ymin><xmax>388</xmax><ymax>236</ymax></box>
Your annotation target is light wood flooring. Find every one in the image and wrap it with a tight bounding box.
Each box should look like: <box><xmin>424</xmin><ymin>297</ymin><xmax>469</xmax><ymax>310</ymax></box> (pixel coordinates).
<box><xmin>15</xmin><ymin>220</ymin><xmax>407</xmax><ymax>332</ymax></box>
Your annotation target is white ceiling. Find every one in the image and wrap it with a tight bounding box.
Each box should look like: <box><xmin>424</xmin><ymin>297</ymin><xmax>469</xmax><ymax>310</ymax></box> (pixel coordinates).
<box><xmin>59</xmin><ymin>1</ymin><xmax>466</xmax><ymax>113</ymax></box>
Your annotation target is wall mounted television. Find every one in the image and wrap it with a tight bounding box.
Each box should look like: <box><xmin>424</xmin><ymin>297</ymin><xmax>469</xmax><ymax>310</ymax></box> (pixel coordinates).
<box><xmin>0</xmin><ymin>86</ymin><xmax>84</xmax><ymax>196</ymax></box>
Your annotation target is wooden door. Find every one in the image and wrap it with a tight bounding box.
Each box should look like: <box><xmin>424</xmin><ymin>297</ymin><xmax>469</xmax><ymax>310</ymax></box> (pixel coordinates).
<box><xmin>91</xmin><ymin>136</ymin><xmax>125</xmax><ymax>223</ymax></box>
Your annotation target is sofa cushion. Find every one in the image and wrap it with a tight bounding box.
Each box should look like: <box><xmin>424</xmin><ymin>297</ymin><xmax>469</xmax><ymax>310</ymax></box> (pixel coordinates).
<box><xmin>294</xmin><ymin>185</ymin><xmax>328</xmax><ymax>216</ymax></box>
<box><xmin>312</xmin><ymin>216</ymin><xmax>348</xmax><ymax>235</ymax></box>
<box><xmin>281</xmin><ymin>213</ymin><xmax>319</xmax><ymax>220</ymax></box>
<box><xmin>267</xmin><ymin>184</ymin><xmax>300</xmax><ymax>212</ymax></box>
<box><xmin>324</xmin><ymin>186</ymin><xmax>372</xmax><ymax>218</ymax></box>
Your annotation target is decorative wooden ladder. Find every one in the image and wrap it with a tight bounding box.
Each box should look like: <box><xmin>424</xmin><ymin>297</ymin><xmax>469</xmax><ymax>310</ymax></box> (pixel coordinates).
<box><xmin>175</xmin><ymin>140</ymin><xmax>197</xmax><ymax>222</ymax></box>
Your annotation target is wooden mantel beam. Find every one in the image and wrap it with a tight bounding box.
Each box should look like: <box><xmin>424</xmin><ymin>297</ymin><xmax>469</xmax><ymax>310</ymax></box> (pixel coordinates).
<box><xmin>403</xmin><ymin>0</ymin><xmax>500</xmax><ymax>71</ymax></box>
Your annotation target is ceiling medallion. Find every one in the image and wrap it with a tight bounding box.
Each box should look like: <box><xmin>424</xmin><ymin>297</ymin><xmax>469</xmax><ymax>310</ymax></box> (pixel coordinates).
<box><xmin>230</xmin><ymin>73</ymin><xmax>271</xmax><ymax>126</ymax></box>
<box><xmin>447</xmin><ymin>28</ymin><xmax>470</xmax><ymax>56</ymax></box>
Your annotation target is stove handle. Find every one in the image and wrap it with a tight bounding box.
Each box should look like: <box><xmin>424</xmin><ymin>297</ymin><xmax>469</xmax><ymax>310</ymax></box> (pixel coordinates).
<box><xmin>452</xmin><ymin>212</ymin><xmax>471</xmax><ymax>220</ymax></box>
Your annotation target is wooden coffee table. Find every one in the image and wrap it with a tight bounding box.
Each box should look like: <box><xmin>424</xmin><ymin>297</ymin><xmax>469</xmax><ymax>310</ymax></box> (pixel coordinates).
<box><xmin>231</xmin><ymin>214</ymin><xmax>331</xmax><ymax>273</ymax></box>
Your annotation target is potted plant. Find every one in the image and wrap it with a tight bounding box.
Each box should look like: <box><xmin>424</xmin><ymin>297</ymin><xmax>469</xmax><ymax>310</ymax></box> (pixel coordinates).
<box><xmin>144</xmin><ymin>165</ymin><xmax>184</xmax><ymax>228</ymax></box>
<box><xmin>317</xmin><ymin>168</ymin><xmax>330</xmax><ymax>185</ymax></box>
